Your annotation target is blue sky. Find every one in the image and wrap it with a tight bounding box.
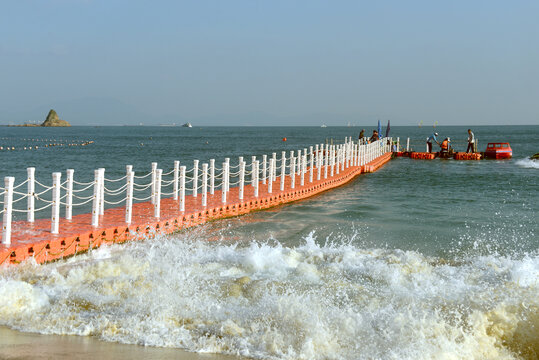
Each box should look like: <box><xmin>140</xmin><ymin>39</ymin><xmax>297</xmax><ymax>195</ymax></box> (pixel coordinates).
<box><xmin>1</xmin><ymin>0</ymin><xmax>538</xmax><ymax>126</ymax></box>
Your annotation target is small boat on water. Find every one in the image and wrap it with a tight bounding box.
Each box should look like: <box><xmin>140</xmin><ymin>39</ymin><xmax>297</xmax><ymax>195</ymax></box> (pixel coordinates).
<box><xmin>182</xmin><ymin>122</ymin><xmax>192</xmax><ymax>128</ymax></box>
<box><xmin>321</xmin><ymin>124</ymin><xmax>327</xmax><ymax>128</ymax></box>
<box><xmin>484</xmin><ymin>142</ymin><xmax>512</xmax><ymax>159</ymax></box>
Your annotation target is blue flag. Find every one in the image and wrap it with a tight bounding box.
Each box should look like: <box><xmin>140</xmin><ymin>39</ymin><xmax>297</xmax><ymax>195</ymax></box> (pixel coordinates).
<box><xmin>377</xmin><ymin>119</ymin><xmax>381</xmax><ymax>139</ymax></box>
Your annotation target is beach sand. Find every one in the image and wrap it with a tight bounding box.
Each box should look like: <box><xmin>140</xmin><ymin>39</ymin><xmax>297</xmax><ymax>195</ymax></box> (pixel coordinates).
<box><xmin>0</xmin><ymin>327</ymin><xmax>239</xmax><ymax>360</ymax></box>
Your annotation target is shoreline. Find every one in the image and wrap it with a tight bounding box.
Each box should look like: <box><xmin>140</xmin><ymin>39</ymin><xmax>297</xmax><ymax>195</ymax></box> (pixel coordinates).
<box><xmin>0</xmin><ymin>327</ymin><xmax>239</xmax><ymax>360</ymax></box>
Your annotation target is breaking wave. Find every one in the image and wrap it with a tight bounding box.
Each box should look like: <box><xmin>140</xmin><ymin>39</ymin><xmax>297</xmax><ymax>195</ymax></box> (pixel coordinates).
<box><xmin>1</xmin><ymin>231</ymin><xmax>538</xmax><ymax>359</ymax></box>
<box><xmin>516</xmin><ymin>158</ymin><xmax>539</xmax><ymax>169</ymax></box>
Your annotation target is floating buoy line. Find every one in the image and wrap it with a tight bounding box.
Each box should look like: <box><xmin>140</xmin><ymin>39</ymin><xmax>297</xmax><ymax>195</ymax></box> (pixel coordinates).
<box><xmin>0</xmin><ymin>138</ymin><xmax>94</xmax><ymax>151</ymax></box>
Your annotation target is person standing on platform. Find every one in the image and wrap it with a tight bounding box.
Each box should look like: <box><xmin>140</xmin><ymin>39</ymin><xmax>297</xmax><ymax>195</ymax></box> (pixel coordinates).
<box><xmin>466</xmin><ymin>129</ymin><xmax>475</xmax><ymax>153</ymax></box>
<box><xmin>426</xmin><ymin>132</ymin><xmax>439</xmax><ymax>153</ymax></box>
<box><xmin>359</xmin><ymin>129</ymin><xmax>365</xmax><ymax>140</ymax></box>
<box><xmin>369</xmin><ymin>130</ymin><xmax>379</xmax><ymax>143</ymax></box>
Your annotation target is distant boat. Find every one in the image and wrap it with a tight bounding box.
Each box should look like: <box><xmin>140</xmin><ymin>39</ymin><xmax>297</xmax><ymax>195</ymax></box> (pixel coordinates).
<box><xmin>182</xmin><ymin>122</ymin><xmax>193</xmax><ymax>128</ymax></box>
<box><xmin>321</xmin><ymin>124</ymin><xmax>327</xmax><ymax>128</ymax></box>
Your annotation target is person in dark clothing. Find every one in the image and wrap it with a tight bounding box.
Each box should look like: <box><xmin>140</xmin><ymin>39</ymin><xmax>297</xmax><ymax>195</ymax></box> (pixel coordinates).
<box><xmin>359</xmin><ymin>129</ymin><xmax>365</xmax><ymax>140</ymax></box>
<box><xmin>369</xmin><ymin>130</ymin><xmax>379</xmax><ymax>143</ymax></box>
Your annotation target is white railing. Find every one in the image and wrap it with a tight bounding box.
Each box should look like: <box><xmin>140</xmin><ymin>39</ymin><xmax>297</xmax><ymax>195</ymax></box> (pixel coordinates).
<box><xmin>0</xmin><ymin>137</ymin><xmax>393</xmax><ymax>245</ymax></box>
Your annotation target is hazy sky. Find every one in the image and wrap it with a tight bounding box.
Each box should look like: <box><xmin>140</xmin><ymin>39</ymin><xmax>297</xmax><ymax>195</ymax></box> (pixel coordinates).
<box><xmin>1</xmin><ymin>0</ymin><xmax>538</xmax><ymax>126</ymax></box>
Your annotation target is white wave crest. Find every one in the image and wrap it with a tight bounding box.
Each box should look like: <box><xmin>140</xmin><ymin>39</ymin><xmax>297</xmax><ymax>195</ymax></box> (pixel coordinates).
<box><xmin>516</xmin><ymin>158</ymin><xmax>539</xmax><ymax>169</ymax></box>
<box><xmin>1</xmin><ymin>232</ymin><xmax>538</xmax><ymax>359</ymax></box>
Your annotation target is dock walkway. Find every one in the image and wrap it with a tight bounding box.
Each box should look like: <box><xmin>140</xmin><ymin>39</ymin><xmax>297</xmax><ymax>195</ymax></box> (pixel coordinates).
<box><xmin>1</xmin><ymin>138</ymin><xmax>393</xmax><ymax>266</ymax></box>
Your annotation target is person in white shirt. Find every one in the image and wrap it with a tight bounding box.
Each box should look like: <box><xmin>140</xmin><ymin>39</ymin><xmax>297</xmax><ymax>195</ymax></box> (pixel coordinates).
<box><xmin>466</xmin><ymin>129</ymin><xmax>475</xmax><ymax>153</ymax></box>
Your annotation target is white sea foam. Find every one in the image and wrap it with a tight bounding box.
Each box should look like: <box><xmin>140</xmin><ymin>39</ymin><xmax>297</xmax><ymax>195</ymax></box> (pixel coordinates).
<box><xmin>1</xmin><ymin>232</ymin><xmax>538</xmax><ymax>359</ymax></box>
<box><xmin>516</xmin><ymin>158</ymin><xmax>539</xmax><ymax>169</ymax></box>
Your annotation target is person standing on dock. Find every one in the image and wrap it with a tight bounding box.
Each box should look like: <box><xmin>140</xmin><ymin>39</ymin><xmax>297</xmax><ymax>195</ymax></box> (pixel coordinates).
<box><xmin>369</xmin><ymin>130</ymin><xmax>379</xmax><ymax>143</ymax></box>
<box><xmin>359</xmin><ymin>129</ymin><xmax>365</xmax><ymax>140</ymax></box>
<box><xmin>426</xmin><ymin>132</ymin><xmax>439</xmax><ymax>153</ymax></box>
<box><xmin>466</xmin><ymin>129</ymin><xmax>475</xmax><ymax>153</ymax></box>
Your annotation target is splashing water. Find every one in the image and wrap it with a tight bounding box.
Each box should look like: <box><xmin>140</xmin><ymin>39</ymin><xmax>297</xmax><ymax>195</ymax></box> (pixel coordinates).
<box><xmin>516</xmin><ymin>158</ymin><xmax>539</xmax><ymax>169</ymax></box>
<box><xmin>1</xmin><ymin>230</ymin><xmax>538</xmax><ymax>360</ymax></box>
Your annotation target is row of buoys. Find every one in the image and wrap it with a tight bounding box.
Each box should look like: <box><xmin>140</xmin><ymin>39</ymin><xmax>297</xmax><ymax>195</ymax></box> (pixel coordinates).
<box><xmin>0</xmin><ymin>141</ymin><xmax>94</xmax><ymax>151</ymax></box>
<box><xmin>0</xmin><ymin>137</ymin><xmax>92</xmax><ymax>143</ymax></box>
<box><xmin>410</xmin><ymin>152</ymin><xmax>436</xmax><ymax>160</ymax></box>
<box><xmin>44</xmin><ymin>141</ymin><xmax>94</xmax><ymax>147</ymax></box>
<box><xmin>0</xmin><ymin>146</ymin><xmax>38</xmax><ymax>150</ymax></box>
<box><xmin>454</xmin><ymin>152</ymin><xmax>481</xmax><ymax>160</ymax></box>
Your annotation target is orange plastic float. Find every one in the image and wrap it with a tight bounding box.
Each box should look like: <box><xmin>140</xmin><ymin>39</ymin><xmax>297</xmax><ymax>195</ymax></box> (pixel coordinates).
<box><xmin>453</xmin><ymin>152</ymin><xmax>482</xmax><ymax>160</ymax></box>
<box><xmin>410</xmin><ymin>152</ymin><xmax>435</xmax><ymax>160</ymax></box>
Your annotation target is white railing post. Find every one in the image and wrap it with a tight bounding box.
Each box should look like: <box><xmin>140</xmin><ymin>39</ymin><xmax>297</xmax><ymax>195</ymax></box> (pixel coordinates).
<box><xmin>309</xmin><ymin>146</ymin><xmax>314</xmax><ymax>183</ymax></box>
<box><xmin>296</xmin><ymin>150</ymin><xmax>302</xmax><ymax>175</ymax></box>
<box><xmin>66</xmin><ymin>169</ymin><xmax>74</xmax><ymax>220</ymax></box>
<box><xmin>315</xmin><ymin>144</ymin><xmax>320</xmax><ymax>170</ymax></box>
<box><xmin>251</xmin><ymin>156</ymin><xmax>257</xmax><ymax>187</ymax></box>
<box><xmin>271</xmin><ymin>153</ymin><xmax>277</xmax><ymax>182</ymax></box>
<box><xmin>291</xmin><ymin>156</ymin><xmax>296</xmax><ymax>189</ymax></box>
<box><xmin>426</xmin><ymin>138</ymin><xmax>429</xmax><ymax>153</ymax></box>
<box><xmin>361</xmin><ymin>144</ymin><xmax>365</xmax><ymax>165</ymax></box>
<box><xmin>2</xmin><ymin>177</ymin><xmax>14</xmax><ymax>245</ymax></box>
<box><xmin>192</xmin><ymin>160</ymin><xmax>199</xmax><ymax>197</ymax></box>
<box><xmin>239</xmin><ymin>160</ymin><xmax>245</xmax><ymax>200</ymax></box>
<box><xmin>179</xmin><ymin>166</ymin><xmax>186</xmax><ymax>212</ymax></box>
<box><xmin>317</xmin><ymin>144</ymin><xmax>322</xmax><ymax>180</ymax></box>
<box><xmin>303</xmin><ymin>149</ymin><xmax>308</xmax><ymax>175</ymax></box>
<box><xmin>280</xmin><ymin>151</ymin><xmax>286</xmax><ymax>191</ymax></box>
<box><xmin>151</xmin><ymin>162</ymin><xmax>157</xmax><ymax>204</ymax></box>
<box><xmin>345</xmin><ymin>140</ymin><xmax>349</xmax><ymax>168</ymax></box>
<box><xmin>27</xmin><ymin>167</ymin><xmax>35</xmax><ymax>222</ymax></box>
<box><xmin>225</xmin><ymin>158</ymin><xmax>230</xmax><ymax>193</ymax></box>
<box><xmin>352</xmin><ymin>143</ymin><xmax>356</xmax><ymax>166</ymax></box>
<box><xmin>268</xmin><ymin>158</ymin><xmax>274</xmax><ymax>193</ymax></box>
<box><xmin>397</xmin><ymin>137</ymin><xmax>400</xmax><ymax>152</ymax></box>
<box><xmin>406</xmin><ymin>137</ymin><xmax>410</xmax><ymax>152</ymax></box>
<box><xmin>173</xmin><ymin>160</ymin><xmax>180</xmax><ymax>200</ymax></box>
<box><xmin>92</xmin><ymin>170</ymin><xmax>100</xmax><ymax>227</ymax></box>
<box><xmin>221</xmin><ymin>162</ymin><xmax>227</xmax><ymax>203</ymax></box>
<box><xmin>336</xmin><ymin>146</ymin><xmax>340</xmax><ymax>175</ymax></box>
<box><xmin>262</xmin><ymin>155</ymin><xmax>267</xmax><ymax>184</ymax></box>
<box><xmin>324</xmin><ymin>145</ymin><xmax>329</xmax><ymax>179</ymax></box>
<box><xmin>154</xmin><ymin>169</ymin><xmax>162</xmax><ymax>218</ymax></box>
<box><xmin>329</xmin><ymin>146</ymin><xmax>333</xmax><ymax>177</ymax></box>
<box><xmin>254</xmin><ymin>160</ymin><xmax>259</xmax><ymax>197</ymax></box>
<box><xmin>202</xmin><ymin>163</ymin><xmax>208</xmax><ymax>206</ymax></box>
<box><xmin>342</xmin><ymin>145</ymin><xmax>346</xmax><ymax>171</ymax></box>
<box><xmin>125</xmin><ymin>170</ymin><xmax>134</xmax><ymax>224</ymax></box>
<box><xmin>99</xmin><ymin>168</ymin><xmax>105</xmax><ymax>215</ymax></box>
<box><xmin>209</xmin><ymin>159</ymin><xmax>215</xmax><ymax>195</ymax></box>
<box><xmin>300</xmin><ymin>155</ymin><xmax>305</xmax><ymax>186</ymax></box>
<box><xmin>51</xmin><ymin>172</ymin><xmax>61</xmax><ymax>234</ymax></box>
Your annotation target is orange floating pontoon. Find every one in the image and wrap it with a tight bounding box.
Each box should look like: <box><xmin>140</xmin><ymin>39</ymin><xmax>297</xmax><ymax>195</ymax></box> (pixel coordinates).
<box><xmin>1</xmin><ymin>153</ymin><xmax>393</xmax><ymax>266</ymax></box>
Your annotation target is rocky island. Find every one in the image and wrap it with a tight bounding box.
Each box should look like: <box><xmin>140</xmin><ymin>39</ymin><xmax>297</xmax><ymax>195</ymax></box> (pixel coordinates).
<box><xmin>41</xmin><ymin>109</ymin><xmax>71</xmax><ymax>127</ymax></box>
<box><xmin>6</xmin><ymin>109</ymin><xmax>71</xmax><ymax>127</ymax></box>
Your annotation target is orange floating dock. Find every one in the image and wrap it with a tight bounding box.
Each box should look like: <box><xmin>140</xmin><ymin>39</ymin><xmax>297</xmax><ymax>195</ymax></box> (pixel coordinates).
<box><xmin>1</xmin><ymin>153</ymin><xmax>393</xmax><ymax>266</ymax></box>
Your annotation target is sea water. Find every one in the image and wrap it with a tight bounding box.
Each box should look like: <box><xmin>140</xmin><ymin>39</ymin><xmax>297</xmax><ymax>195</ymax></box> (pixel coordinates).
<box><xmin>0</xmin><ymin>125</ymin><xmax>538</xmax><ymax>359</ymax></box>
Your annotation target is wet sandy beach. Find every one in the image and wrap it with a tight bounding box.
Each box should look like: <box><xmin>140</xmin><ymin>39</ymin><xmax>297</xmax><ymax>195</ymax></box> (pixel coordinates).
<box><xmin>0</xmin><ymin>327</ymin><xmax>239</xmax><ymax>360</ymax></box>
